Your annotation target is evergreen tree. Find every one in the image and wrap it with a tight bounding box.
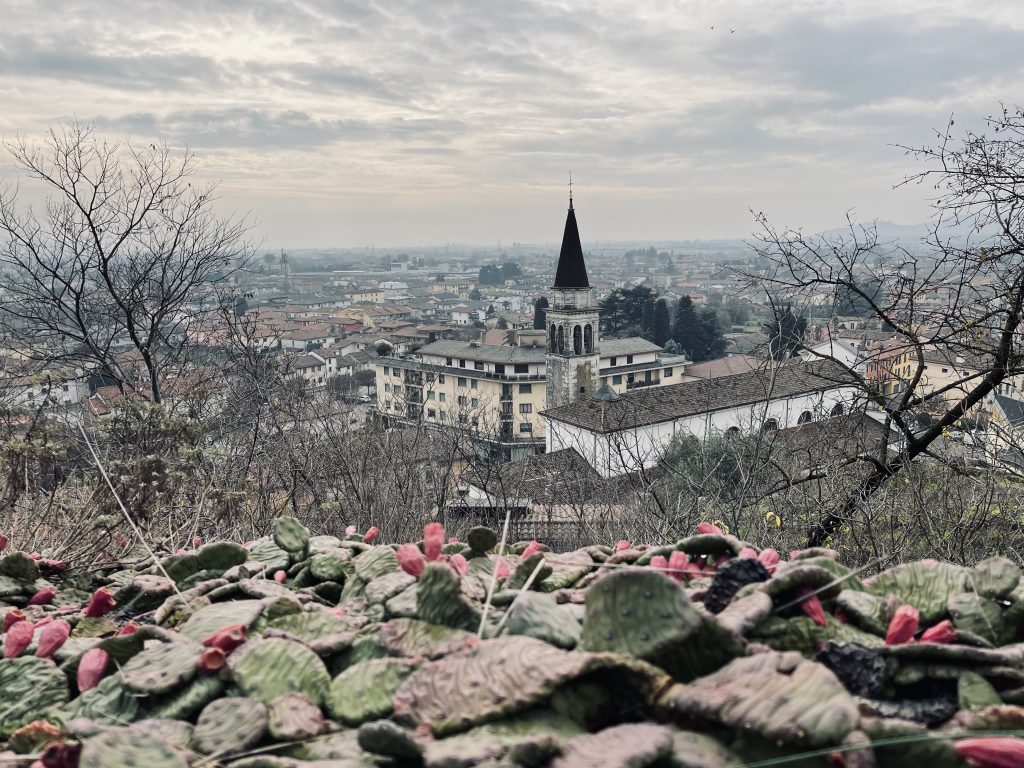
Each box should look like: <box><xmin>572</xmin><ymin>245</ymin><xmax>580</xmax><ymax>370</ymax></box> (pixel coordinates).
<box><xmin>601</xmin><ymin>285</ymin><xmax>656</xmax><ymax>336</ymax></box>
<box><xmin>699</xmin><ymin>308</ymin><xmax>727</xmax><ymax>359</ymax></box>
<box><xmin>641</xmin><ymin>299</ymin><xmax>656</xmax><ymax>342</ymax></box>
<box><xmin>532</xmin><ymin>296</ymin><xmax>549</xmax><ymax>330</ymax></box>
<box><xmin>764</xmin><ymin>303</ymin><xmax>807</xmax><ymax>360</ymax></box>
<box><xmin>653</xmin><ymin>299</ymin><xmax>671</xmax><ymax>346</ymax></box>
<box><xmin>671</xmin><ymin>296</ymin><xmax>702</xmax><ymax>358</ymax></box>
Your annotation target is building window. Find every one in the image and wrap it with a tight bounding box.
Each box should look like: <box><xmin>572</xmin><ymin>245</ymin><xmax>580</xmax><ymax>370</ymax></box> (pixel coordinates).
<box><xmin>458</xmin><ymin>395</ymin><xmax>467</xmax><ymax>406</ymax></box>
<box><xmin>459</xmin><ymin>359</ymin><xmax>466</xmax><ymax>368</ymax></box>
<box><xmin>519</xmin><ymin>422</ymin><xmax>533</xmax><ymax>433</ymax></box>
<box><xmin>384</xmin><ymin>383</ymin><xmax>391</xmax><ymax>393</ymax></box>
<box><xmin>439</xmin><ymin>393</ymin><xmax>446</xmax><ymax>402</ymax></box>
<box><xmin>427</xmin><ymin>391</ymin><xmax>435</xmax><ymax>401</ymax></box>
<box><xmin>427</xmin><ymin>408</ymin><xmax>436</xmax><ymax>418</ymax></box>
<box><xmin>382</xmin><ymin>366</ymin><xmax>388</xmax><ymax>375</ymax></box>
<box><xmin>762</xmin><ymin>418</ymin><xmax>779</xmax><ymax>432</ymax></box>
<box><xmin>942</xmin><ymin>367</ymin><xmax>948</xmax><ymax>373</ymax></box>
<box><xmin>831</xmin><ymin>403</ymin><xmax>844</xmax><ymax>416</ymax></box>
<box><xmin>584</xmin><ymin>324</ymin><xmax>593</xmax><ymax>353</ymax></box>
<box><xmin>474</xmin><ymin>361</ymin><xmax>484</xmax><ymax>370</ymax></box>
<box><xmin>471</xmin><ymin>398</ymin><xmax>478</xmax><ymax>408</ymax></box>
<box><xmin>612</xmin><ymin>375</ymin><xmax>622</xmax><ymax>385</ymax></box>
<box><xmin>557</xmin><ymin>326</ymin><xmax>565</xmax><ymax>354</ymax></box>
<box><xmin>514</xmin><ymin>363</ymin><xmax>529</xmax><ymax>374</ymax></box>
<box><xmin>519</xmin><ymin>383</ymin><xmax>532</xmax><ymax>394</ymax></box>
<box><xmin>627</xmin><ymin>354</ymin><xmax>634</xmax><ymax>364</ymax></box>
<box><xmin>458</xmin><ymin>377</ymin><xmax>467</xmax><ymax>387</ymax></box>
<box><xmin>496</xmin><ymin>364</ymin><xmax>505</xmax><ymax>374</ymax></box>
<box><xmin>797</xmin><ymin>410</ymin><xmax>813</xmax><ymax>424</ymax></box>
<box><xmin>471</xmin><ymin>379</ymin><xmax>478</xmax><ymax>389</ymax></box>
<box><xmin>573</xmin><ymin>325</ymin><xmax>582</xmax><ymax>354</ymax></box>
<box><xmin>520</xmin><ymin>403</ymin><xmax>532</xmax><ymax>414</ymax></box>
<box><xmin>393</xmin><ymin>386</ymin><xmax>402</xmax><ymax>395</ymax></box>
<box><xmin>394</xmin><ymin>369</ymin><xmax>401</xmax><ymax>378</ymax></box>
<box><xmin>664</xmin><ymin>367</ymin><xmax>673</xmax><ymax>377</ymax></box>
<box><xmin>610</xmin><ymin>356</ymin><xmax>617</xmax><ymax>366</ymax></box>
<box><xmin>438</xmin><ymin>374</ymin><xmax>445</xmax><ymax>383</ymax></box>
<box><xmin>549</xmin><ymin>324</ymin><xmax>557</xmax><ymax>352</ymax></box>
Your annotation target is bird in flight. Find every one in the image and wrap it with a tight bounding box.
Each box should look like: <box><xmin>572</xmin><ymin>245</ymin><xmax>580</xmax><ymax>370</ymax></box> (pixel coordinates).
<box><xmin>709</xmin><ymin>25</ymin><xmax>714</xmax><ymax>29</ymax></box>
<box><xmin>730</xmin><ymin>28</ymin><xmax>736</xmax><ymax>33</ymax></box>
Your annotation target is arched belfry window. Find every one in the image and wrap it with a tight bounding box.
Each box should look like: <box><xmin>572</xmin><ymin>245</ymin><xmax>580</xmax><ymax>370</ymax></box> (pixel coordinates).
<box><xmin>549</xmin><ymin>324</ymin><xmax>557</xmax><ymax>352</ymax></box>
<box><xmin>573</xmin><ymin>325</ymin><xmax>582</xmax><ymax>355</ymax></box>
<box><xmin>557</xmin><ymin>326</ymin><xmax>565</xmax><ymax>354</ymax></box>
<box><xmin>831</xmin><ymin>403</ymin><xmax>845</xmax><ymax>416</ymax></box>
<box><xmin>797</xmin><ymin>410</ymin><xmax>813</xmax><ymax>425</ymax></box>
<box><xmin>584</xmin><ymin>324</ymin><xmax>593</xmax><ymax>354</ymax></box>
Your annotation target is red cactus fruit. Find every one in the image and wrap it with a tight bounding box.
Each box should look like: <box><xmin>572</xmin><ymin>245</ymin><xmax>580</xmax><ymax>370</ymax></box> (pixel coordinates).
<box><xmin>449</xmin><ymin>553</ymin><xmax>468</xmax><ymax>576</ymax></box>
<box><xmin>345</xmin><ymin>524</ymin><xmax>357</xmax><ymax>536</ymax></box>
<box><xmin>273</xmin><ymin>570</ymin><xmax>287</xmax><ymax>583</ymax></box>
<box><xmin>797</xmin><ymin>587</ymin><xmax>827</xmax><ymax>627</ymax></box>
<box><xmin>737</xmin><ymin>547</ymin><xmax>758</xmax><ymax>559</ymax></box>
<box><xmin>29</xmin><ymin>552</ymin><xmax>41</xmax><ymax>560</ymax></box>
<box><xmin>886</xmin><ymin>605</ymin><xmax>920</xmax><ymax>645</ymax></box>
<box><xmin>920</xmin><ymin>619</ymin><xmax>957</xmax><ymax>644</ymax></box>
<box><xmin>0</xmin><ymin>534</ymin><xmax>7</xmax><ymax>551</ymax></box>
<box><xmin>954</xmin><ymin>736</ymin><xmax>1024</xmax><ymax>768</ymax></box>
<box><xmin>364</xmin><ymin>526</ymin><xmax>379</xmax><ymax>543</ymax></box>
<box><xmin>198</xmin><ymin>646</ymin><xmax>226</xmax><ymax>674</ymax></box>
<box><xmin>40</xmin><ymin>740</ymin><xmax>81</xmax><ymax>768</ymax></box>
<box><xmin>423</xmin><ymin>523</ymin><xmax>445</xmax><ymax>562</ymax></box>
<box><xmin>495</xmin><ymin>559</ymin><xmax>511</xmax><ymax>580</ymax></box>
<box><xmin>35</xmin><ymin>620</ymin><xmax>70</xmax><ymax>658</ymax></box>
<box><xmin>192</xmin><ymin>536</ymin><xmax>202</xmax><ymax>548</ymax></box>
<box><xmin>649</xmin><ymin>555</ymin><xmax>669</xmax><ymax>573</ymax></box>
<box><xmin>115</xmin><ymin>536</ymin><xmax>129</xmax><ymax>548</ymax></box>
<box><xmin>448</xmin><ymin>537</ymin><xmax>460</xmax><ymax>544</ymax></box>
<box><xmin>397</xmin><ymin>543</ymin><xmax>426</xmax><ymax>578</ymax></box>
<box><xmin>666</xmin><ymin>551</ymin><xmax>690</xmax><ymax>582</ymax></box>
<box><xmin>117</xmin><ymin>621</ymin><xmax>140</xmax><ymax>636</ymax></box>
<box><xmin>77</xmin><ymin>647</ymin><xmax>109</xmax><ymax>692</ymax></box>
<box><xmin>83</xmin><ymin>588</ymin><xmax>116</xmax><ymax>618</ymax></box>
<box><xmin>27</xmin><ymin>588</ymin><xmax>56</xmax><ymax>606</ymax></box>
<box><xmin>697</xmin><ymin>522</ymin><xmax>723</xmax><ymax>535</ymax></box>
<box><xmin>615</xmin><ymin>540</ymin><xmax>631</xmax><ymax>552</ymax></box>
<box><xmin>3</xmin><ymin>610</ymin><xmax>26</xmax><ymax>632</ymax></box>
<box><xmin>521</xmin><ymin>541</ymin><xmax>542</xmax><ymax>559</ymax></box>
<box><xmin>3</xmin><ymin>619</ymin><xmax>33</xmax><ymax>658</ymax></box>
<box><xmin>202</xmin><ymin>624</ymin><xmax>248</xmax><ymax>654</ymax></box>
<box><xmin>758</xmin><ymin>548</ymin><xmax>781</xmax><ymax>572</ymax></box>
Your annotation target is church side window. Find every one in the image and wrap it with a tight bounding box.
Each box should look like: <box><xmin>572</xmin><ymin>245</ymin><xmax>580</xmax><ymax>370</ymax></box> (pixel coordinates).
<box><xmin>573</xmin><ymin>325</ymin><xmax>582</xmax><ymax>355</ymax></box>
<box><xmin>584</xmin><ymin>324</ymin><xmax>593</xmax><ymax>353</ymax></box>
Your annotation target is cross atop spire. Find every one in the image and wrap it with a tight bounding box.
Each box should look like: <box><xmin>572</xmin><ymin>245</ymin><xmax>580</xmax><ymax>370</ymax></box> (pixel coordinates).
<box><xmin>553</xmin><ymin>184</ymin><xmax>589</xmax><ymax>289</ymax></box>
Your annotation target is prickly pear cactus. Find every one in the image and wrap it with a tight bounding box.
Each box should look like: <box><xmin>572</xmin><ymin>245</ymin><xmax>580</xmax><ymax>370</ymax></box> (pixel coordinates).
<box><xmin>326</xmin><ymin>658</ymin><xmax>418</xmax><ymax>724</ymax></box>
<box><xmin>0</xmin><ymin>656</ymin><xmax>68</xmax><ymax>737</ymax></box>
<box><xmin>192</xmin><ymin>696</ymin><xmax>268</xmax><ymax>756</ymax></box>
<box><xmin>120</xmin><ymin>641</ymin><xmax>203</xmax><ymax>694</ymax></box>
<box><xmin>273</xmin><ymin>516</ymin><xmax>310</xmax><ymax>556</ymax></box>
<box><xmin>377</xmin><ymin>618</ymin><xmax>478</xmax><ymax>659</ymax></box>
<box><xmin>551</xmin><ymin>723</ymin><xmax>675</xmax><ymax>768</ymax></box>
<box><xmin>865</xmin><ymin>560</ymin><xmax>970</xmax><ymax>624</ymax></box>
<box><xmin>228</xmin><ymin>638</ymin><xmax>330</xmax><ymax>707</ymax></box>
<box><xmin>416</xmin><ymin>562</ymin><xmax>482</xmax><ymax>631</ymax></box>
<box><xmin>503</xmin><ymin>591</ymin><xmax>581</xmax><ymax>649</ymax></box>
<box><xmin>195</xmin><ymin>542</ymin><xmax>249</xmax><ymax>572</ymax></box>
<box><xmin>60</xmin><ymin>671</ymin><xmax>141</xmax><ymax>724</ymax></box>
<box><xmin>467</xmin><ymin>526</ymin><xmax>499</xmax><ymax>554</ymax></box>
<box><xmin>80</xmin><ymin>727</ymin><xmax>189</xmax><ymax>768</ymax></box>
<box><xmin>177</xmin><ymin>599</ymin><xmax>264</xmax><ymax>641</ymax></box>
<box><xmin>268</xmin><ymin>692</ymin><xmax>326</xmax><ymax>740</ymax></box>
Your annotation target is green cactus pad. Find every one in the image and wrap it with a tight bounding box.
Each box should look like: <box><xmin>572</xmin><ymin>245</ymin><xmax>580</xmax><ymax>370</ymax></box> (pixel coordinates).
<box><xmin>195</xmin><ymin>542</ymin><xmax>249</xmax><ymax>572</ymax></box>
<box><xmin>267</xmin><ymin>692</ymin><xmax>326</xmax><ymax>741</ymax></box>
<box><xmin>160</xmin><ymin>552</ymin><xmax>202</xmax><ymax>583</ymax></box>
<box><xmin>353</xmin><ymin>545</ymin><xmax>399</xmax><ymax>581</ymax></box>
<box><xmin>0</xmin><ymin>552</ymin><xmax>40</xmax><ymax>581</ymax></box>
<box><xmin>750</xmin><ymin>615</ymin><xmax>884</xmax><ymax>655</ymax></box>
<box><xmin>192</xmin><ymin>696</ymin><xmax>268</xmax><ymax>757</ymax></box>
<box><xmin>120</xmin><ymin>641</ymin><xmax>203</xmax><ymax>694</ymax></box>
<box><xmin>422</xmin><ymin>710</ymin><xmax>583</xmax><ymax>767</ymax></box>
<box><xmin>178</xmin><ymin>599</ymin><xmax>264</xmax><ymax>642</ymax></box>
<box><xmin>393</xmin><ymin>635</ymin><xmax>669</xmax><ymax>736</ymax></box>
<box><xmin>365</xmin><ymin>570</ymin><xmax>416</xmax><ymax>605</ymax></box>
<box><xmin>357</xmin><ymin>719</ymin><xmax>424</xmax><ymax>761</ymax></box>
<box><xmin>949</xmin><ymin>592</ymin><xmax>1004</xmax><ymax>645</ymax></box>
<box><xmin>417</xmin><ymin>562</ymin><xmax>483</xmax><ymax>631</ymax></box>
<box><xmin>865</xmin><ymin>560</ymin><xmax>970</xmax><ymax>624</ymax></box>
<box><xmin>0</xmin><ymin>656</ymin><xmax>69</xmax><ymax>737</ymax></box>
<box><xmin>141</xmin><ymin>675</ymin><xmax>225</xmax><ymax>721</ymax></box>
<box><xmin>970</xmin><ymin>555</ymin><xmax>1021</xmax><ymax>599</ymax></box>
<box><xmin>715</xmin><ymin>590</ymin><xmax>773</xmax><ymax>636</ymax></box>
<box><xmin>273</xmin><ymin>516</ymin><xmax>310</xmax><ymax>555</ymax></box>
<box><xmin>503</xmin><ymin>591</ymin><xmax>581</xmax><ymax>649</ymax></box>
<box><xmin>131</xmin><ymin>719</ymin><xmax>194</xmax><ymax>752</ymax></box>
<box><xmin>247</xmin><ymin>538</ymin><xmax>291</xmax><ymax>570</ymax></box>
<box><xmin>80</xmin><ymin>728</ymin><xmax>189</xmax><ymax>768</ymax></box>
<box><xmin>228</xmin><ymin>637</ymin><xmax>331</xmax><ymax>706</ymax></box>
<box><xmin>467</xmin><ymin>526</ymin><xmax>499</xmax><ymax>553</ymax></box>
<box><xmin>309</xmin><ymin>548</ymin><xmax>351</xmax><ymax>582</ymax></box>
<box><xmin>580</xmin><ymin>569</ymin><xmax>701</xmax><ymax>660</ymax></box>
<box><xmin>668</xmin><ymin>730</ymin><xmax>743</xmax><ymax>767</ymax></box>
<box><xmin>551</xmin><ymin>723</ymin><xmax>674</xmax><ymax>768</ymax></box>
<box><xmin>675</xmin><ymin>534</ymin><xmax>743</xmax><ymax>557</ymax></box>
<box><xmin>958</xmin><ymin>671</ymin><xmax>1002</xmax><ymax>711</ymax></box>
<box><xmin>835</xmin><ymin>588</ymin><xmax>889</xmax><ymax>635</ymax></box>
<box><xmin>377</xmin><ymin>618</ymin><xmax>478</xmax><ymax>659</ymax></box>
<box><xmin>657</xmin><ymin>651</ymin><xmax>857</xmax><ymax>748</ymax></box>
<box><xmin>264</xmin><ymin>606</ymin><xmax>349</xmax><ymax>643</ymax></box>
<box><xmin>506</xmin><ymin>552</ymin><xmax>551</xmax><ymax>591</ymax></box>
<box><xmin>59</xmin><ymin>671</ymin><xmax>141</xmax><ymax>724</ymax></box>
<box><xmin>326</xmin><ymin>657</ymin><xmax>418</xmax><ymax>724</ymax></box>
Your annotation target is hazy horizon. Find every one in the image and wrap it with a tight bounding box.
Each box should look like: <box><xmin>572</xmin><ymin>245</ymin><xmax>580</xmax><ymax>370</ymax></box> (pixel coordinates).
<box><xmin>3</xmin><ymin>0</ymin><xmax>1022</xmax><ymax>249</ymax></box>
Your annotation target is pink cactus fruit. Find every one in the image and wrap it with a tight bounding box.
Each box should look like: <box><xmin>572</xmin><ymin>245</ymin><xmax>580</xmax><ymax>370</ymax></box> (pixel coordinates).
<box><xmin>35</xmin><ymin>620</ymin><xmax>70</xmax><ymax>658</ymax></box>
<box><xmin>364</xmin><ymin>526</ymin><xmax>380</xmax><ymax>543</ymax></box>
<box><xmin>423</xmin><ymin>523</ymin><xmax>445</xmax><ymax>562</ymax></box>
<box><xmin>737</xmin><ymin>547</ymin><xmax>758</xmax><ymax>559</ymax></box>
<box><xmin>449</xmin><ymin>553</ymin><xmax>468</xmax><ymax>576</ymax></box>
<box><xmin>697</xmin><ymin>522</ymin><xmax>723</xmax><ymax>535</ymax></box>
<box><xmin>345</xmin><ymin>524</ymin><xmax>357</xmax><ymax>536</ymax></box>
<box><xmin>758</xmin><ymin>548</ymin><xmax>781</xmax><ymax>572</ymax></box>
<box><xmin>198</xmin><ymin>647</ymin><xmax>226</xmax><ymax>674</ymax></box>
<box><xmin>273</xmin><ymin>570</ymin><xmax>287</xmax><ymax>583</ymax></box>
<box><xmin>397</xmin><ymin>543</ymin><xmax>426</xmax><ymax>578</ymax></box>
<box><xmin>885</xmin><ymin>605</ymin><xmax>920</xmax><ymax>646</ymax></box>
<box><xmin>796</xmin><ymin>586</ymin><xmax>827</xmax><ymax>627</ymax></box>
<box><xmin>3</xmin><ymin>610</ymin><xmax>25</xmax><ymax>632</ymax></box>
<box><xmin>202</xmin><ymin>624</ymin><xmax>248</xmax><ymax>655</ymax></box>
<box><xmin>83</xmin><ymin>588</ymin><xmax>116</xmax><ymax>618</ymax></box>
<box><xmin>666</xmin><ymin>551</ymin><xmax>690</xmax><ymax>582</ymax></box>
<box><xmin>615</xmin><ymin>540</ymin><xmax>631</xmax><ymax>552</ymax></box>
<box><xmin>3</xmin><ymin>619</ymin><xmax>34</xmax><ymax>658</ymax></box>
<box><xmin>77</xmin><ymin>648</ymin><xmax>110</xmax><ymax>691</ymax></box>
<box><xmin>920</xmin><ymin>619</ymin><xmax>957</xmax><ymax>644</ymax></box>
<box><xmin>192</xmin><ymin>536</ymin><xmax>202</xmax><ymax>549</ymax></box>
<box><xmin>117</xmin><ymin>621</ymin><xmax>140</xmax><ymax>636</ymax></box>
<box><xmin>495</xmin><ymin>559</ymin><xmax>511</xmax><ymax>580</ymax></box>
<box><xmin>27</xmin><ymin>587</ymin><xmax>55</xmax><ymax>606</ymax></box>
<box><xmin>115</xmin><ymin>536</ymin><xmax>129</xmax><ymax>549</ymax></box>
<box><xmin>649</xmin><ymin>555</ymin><xmax>669</xmax><ymax>573</ymax></box>
<box><xmin>0</xmin><ymin>534</ymin><xmax>7</xmax><ymax>551</ymax></box>
<box><xmin>521</xmin><ymin>541</ymin><xmax>543</xmax><ymax>559</ymax></box>
<box><xmin>954</xmin><ymin>736</ymin><xmax>1024</xmax><ymax>768</ymax></box>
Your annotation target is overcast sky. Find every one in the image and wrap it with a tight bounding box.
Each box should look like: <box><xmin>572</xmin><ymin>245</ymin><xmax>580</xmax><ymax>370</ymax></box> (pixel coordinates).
<box><xmin>1</xmin><ymin>0</ymin><xmax>1022</xmax><ymax>248</ymax></box>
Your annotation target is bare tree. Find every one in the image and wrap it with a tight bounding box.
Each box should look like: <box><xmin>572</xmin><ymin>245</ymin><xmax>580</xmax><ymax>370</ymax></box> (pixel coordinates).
<box><xmin>0</xmin><ymin>122</ymin><xmax>252</xmax><ymax>403</ymax></box>
<box><xmin>746</xmin><ymin>107</ymin><xmax>1024</xmax><ymax>546</ymax></box>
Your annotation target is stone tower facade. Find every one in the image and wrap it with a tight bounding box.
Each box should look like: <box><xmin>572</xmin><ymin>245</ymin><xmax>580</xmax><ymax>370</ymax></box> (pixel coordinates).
<box><xmin>545</xmin><ymin>197</ymin><xmax>601</xmax><ymax>410</ymax></box>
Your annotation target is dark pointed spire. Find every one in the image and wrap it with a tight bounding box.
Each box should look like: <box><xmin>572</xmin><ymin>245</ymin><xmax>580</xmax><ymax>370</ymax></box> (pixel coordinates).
<box><xmin>553</xmin><ymin>195</ymin><xmax>589</xmax><ymax>289</ymax></box>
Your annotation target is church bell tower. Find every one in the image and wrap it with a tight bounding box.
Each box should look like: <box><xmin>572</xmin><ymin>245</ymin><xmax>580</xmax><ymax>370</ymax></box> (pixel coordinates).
<box><xmin>545</xmin><ymin>192</ymin><xmax>601</xmax><ymax>410</ymax></box>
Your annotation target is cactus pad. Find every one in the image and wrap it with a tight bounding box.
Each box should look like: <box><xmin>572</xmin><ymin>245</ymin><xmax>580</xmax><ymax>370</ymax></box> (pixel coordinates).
<box><xmin>551</xmin><ymin>723</ymin><xmax>675</xmax><ymax>768</ymax></box>
<box><xmin>0</xmin><ymin>656</ymin><xmax>68</xmax><ymax>737</ymax></box>
<box><xmin>192</xmin><ymin>696</ymin><xmax>268</xmax><ymax>756</ymax></box>
<box><xmin>228</xmin><ymin>637</ymin><xmax>331</xmax><ymax>706</ymax></box>
<box><xmin>503</xmin><ymin>591</ymin><xmax>581</xmax><ymax>649</ymax></box>
<box><xmin>416</xmin><ymin>562</ymin><xmax>482</xmax><ymax>631</ymax></box>
<box><xmin>80</xmin><ymin>727</ymin><xmax>189</xmax><ymax>768</ymax></box>
<box><xmin>178</xmin><ymin>599</ymin><xmax>264</xmax><ymax>641</ymax></box>
<box><xmin>865</xmin><ymin>560</ymin><xmax>970</xmax><ymax>624</ymax></box>
<box><xmin>267</xmin><ymin>692</ymin><xmax>326</xmax><ymax>740</ymax></box>
<box><xmin>120</xmin><ymin>641</ymin><xmax>203</xmax><ymax>694</ymax></box>
<box><xmin>272</xmin><ymin>516</ymin><xmax>310</xmax><ymax>555</ymax></box>
<box><xmin>326</xmin><ymin>657</ymin><xmax>417</xmax><ymax>724</ymax></box>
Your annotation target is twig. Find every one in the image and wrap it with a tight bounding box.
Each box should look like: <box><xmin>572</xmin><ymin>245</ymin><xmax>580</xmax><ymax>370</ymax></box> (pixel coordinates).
<box><xmin>477</xmin><ymin>506</ymin><xmax>511</xmax><ymax>638</ymax></box>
